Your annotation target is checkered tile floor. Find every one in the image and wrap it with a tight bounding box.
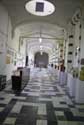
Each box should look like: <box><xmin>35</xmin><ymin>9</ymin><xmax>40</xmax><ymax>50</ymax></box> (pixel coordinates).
<box><xmin>0</xmin><ymin>68</ymin><xmax>84</xmax><ymax>125</ymax></box>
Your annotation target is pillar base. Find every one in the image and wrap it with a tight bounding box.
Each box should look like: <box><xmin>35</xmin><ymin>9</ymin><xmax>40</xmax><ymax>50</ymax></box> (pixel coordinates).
<box><xmin>67</xmin><ymin>73</ymin><xmax>77</xmax><ymax>97</ymax></box>
<box><xmin>75</xmin><ymin>79</ymin><xmax>84</xmax><ymax>103</ymax></box>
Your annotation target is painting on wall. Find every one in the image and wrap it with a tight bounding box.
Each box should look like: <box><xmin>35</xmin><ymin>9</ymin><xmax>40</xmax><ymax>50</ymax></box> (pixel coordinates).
<box><xmin>6</xmin><ymin>56</ymin><xmax>11</xmax><ymax>64</ymax></box>
<box><xmin>7</xmin><ymin>47</ymin><xmax>14</xmax><ymax>56</ymax></box>
<box><xmin>7</xmin><ymin>46</ymin><xmax>16</xmax><ymax>64</ymax></box>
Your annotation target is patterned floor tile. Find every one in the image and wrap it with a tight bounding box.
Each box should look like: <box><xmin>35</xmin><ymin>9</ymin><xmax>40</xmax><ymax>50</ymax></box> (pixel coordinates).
<box><xmin>4</xmin><ymin>117</ymin><xmax>16</xmax><ymax>125</ymax></box>
<box><xmin>0</xmin><ymin>68</ymin><xmax>84</xmax><ymax>125</ymax></box>
<box><xmin>0</xmin><ymin>107</ymin><xmax>4</xmax><ymax>112</ymax></box>
<box><xmin>36</xmin><ymin>120</ymin><xmax>47</xmax><ymax>125</ymax></box>
<box><xmin>11</xmin><ymin>102</ymin><xmax>22</xmax><ymax>113</ymax></box>
<box><xmin>58</xmin><ymin>121</ymin><xmax>84</xmax><ymax>125</ymax></box>
<box><xmin>38</xmin><ymin>104</ymin><xmax>47</xmax><ymax>115</ymax></box>
<box><xmin>39</xmin><ymin>97</ymin><xmax>51</xmax><ymax>102</ymax></box>
<box><xmin>55</xmin><ymin>111</ymin><xmax>64</xmax><ymax>116</ymax></box>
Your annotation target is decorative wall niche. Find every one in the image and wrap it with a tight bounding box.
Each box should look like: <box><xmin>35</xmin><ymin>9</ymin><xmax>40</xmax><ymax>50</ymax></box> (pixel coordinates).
<box><xmin>81</xmin><ymin>58</ymin><xmax>84</xmax><ymax>65</ymax></box>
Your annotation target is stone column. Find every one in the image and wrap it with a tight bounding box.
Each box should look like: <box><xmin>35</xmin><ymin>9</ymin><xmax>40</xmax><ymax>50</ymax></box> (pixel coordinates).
<box><xmin>75</xmin><ymin>19</ymin><xmax>84</xmax><ymax>103</ymax></box>
<box><xmin>66</xmin><ymin>22</ymin><xmax>75</xmax><ymax>72</ymax></box>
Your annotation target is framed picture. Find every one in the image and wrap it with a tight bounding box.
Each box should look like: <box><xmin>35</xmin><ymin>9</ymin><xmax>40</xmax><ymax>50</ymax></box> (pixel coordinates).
<box><xmin>6</xmin><ymin>56</ymin><xmax>11</xmax><ymax>64</ymax></box>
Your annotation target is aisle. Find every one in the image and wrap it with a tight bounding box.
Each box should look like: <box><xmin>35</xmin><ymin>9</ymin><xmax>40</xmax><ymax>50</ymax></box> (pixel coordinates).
<box><xmin>0</xmin><ymin>68</ymin><xmax>84</xmax><ymax>125</ymax></box>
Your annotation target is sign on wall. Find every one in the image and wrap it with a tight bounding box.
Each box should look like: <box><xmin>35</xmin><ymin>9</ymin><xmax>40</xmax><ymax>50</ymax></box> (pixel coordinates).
<box><xmin>6</xmin><ymin>46</ymin><xmax>15</xmax><ymax>64</ymax></box>
<box><xmin>6</xmin><ymin>56</ymin><xmax>11</xmax><ymax>64</ymax></box>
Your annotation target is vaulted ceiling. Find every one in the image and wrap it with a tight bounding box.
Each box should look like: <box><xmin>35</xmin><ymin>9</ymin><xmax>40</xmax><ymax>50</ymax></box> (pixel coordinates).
<box><xmin>2</xmin><ymin>0</ymin><xmax>83</xmax><ymax>28</ymax></box>
<box><xmin>19</xmin><ymin>22</ymin><xmax>64</xmax><ymax>54</ymax></box>
<box><xmin>1</xmin><ymin>0</ymin><xmax>83</xmax><ymax>54</ymax></box>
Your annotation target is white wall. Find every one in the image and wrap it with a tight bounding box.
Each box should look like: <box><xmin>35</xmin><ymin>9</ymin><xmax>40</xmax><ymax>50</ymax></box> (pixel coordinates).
<box><xmin>0</xmin><ymin>33</ymin><xmax>7</xmax><ymax>74</ymax></box>
<box><xmin>0</xmin><ymin>3</ymin><xmax>22</xmax><ymax>80</ymax></box>
<box><xmin>0</xmin><ymin>4</ymin><xmax>8</xmax><ymax>34</ymax></box>
<box><xmin>0</xmin><ymin>3</ymin><xmax>8</xmax><ymax>75</ymax></box>
<box><xmin>28</xmin><ymin>51</ymin><xmax>34</xmax><ymax>67</ymax></box>
<box><xmin>65</xmin><ymin>38</ymin><xmax>69</xmax><ymax>70</ymax></box>
<box><xmin>20</xmin><ymin>38</ymin><xmax>26</xmax><ymax>58</ymax></box>
<box><xmin>12</xmin><ymin>28</ymin><xmax>20</xmax><ymax>51</ymax></box>
<box><xmin>73</xmin><ymin>22</ymin><xmax>80</xmax><ymax>67</ymax></box>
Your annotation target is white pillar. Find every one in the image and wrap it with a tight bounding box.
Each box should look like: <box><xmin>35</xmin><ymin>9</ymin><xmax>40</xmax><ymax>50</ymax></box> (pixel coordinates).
<box><xmin>66</xmin><ymin>22</ymin><xmax>75</xmax><ymax>72</ymax></box>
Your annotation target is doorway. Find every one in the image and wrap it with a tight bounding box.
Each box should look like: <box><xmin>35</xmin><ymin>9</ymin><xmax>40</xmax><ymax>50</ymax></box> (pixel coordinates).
<box><xmin>34</xmin><ymin>52</ymin><xmax>49</xmax><ymax>68</ymax></box>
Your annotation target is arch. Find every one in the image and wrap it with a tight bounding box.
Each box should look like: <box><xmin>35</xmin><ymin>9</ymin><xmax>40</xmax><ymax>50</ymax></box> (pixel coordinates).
<box><xmin>13</xmin><ymin>21</ymin><xmax>64</xmax><ymax>33</ymax></box>
<box><xmin>34</xmin><ymin>52</ymin><xmax>49</xmax><ymax>68</ymax></box>
<box><xmin>12</xmin><ymin>21</ymin><xmax>64</xmax><ymax>38</ymax></box>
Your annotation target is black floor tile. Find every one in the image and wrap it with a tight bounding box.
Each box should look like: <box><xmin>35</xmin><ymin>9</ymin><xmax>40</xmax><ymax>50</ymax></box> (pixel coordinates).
<box><xmin>64</xmin><ymin>110</ymin><xmax>74</xmax><ymax>121</ymax></box>
<box><xmin>0</xmin><ymin>99</ymin><xmax>17</xmax><ymax>124</ymax></box>
<box><xmin>0</xmin><ymin>68</ymin><xmax>84</xmax><ymax>125</ymax></box>
<box><xmin>47</xmin><ymin>121</ymin><xmax>57</xmax><ymax>125</ymax></box>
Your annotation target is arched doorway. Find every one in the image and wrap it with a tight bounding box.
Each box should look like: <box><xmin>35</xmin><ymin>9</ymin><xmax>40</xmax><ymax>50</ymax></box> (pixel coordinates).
<box><xmin>34</xmin><ymin>52</ymin><xmax>49</xmax><ymax>68</ymax></box>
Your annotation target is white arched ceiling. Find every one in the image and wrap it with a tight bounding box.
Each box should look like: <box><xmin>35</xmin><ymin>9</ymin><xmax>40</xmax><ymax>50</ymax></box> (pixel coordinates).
<box><xmin>18</xmin><ymin>22</ymin><xmax>64</xmax><ymax>55</ymax></box>
<box><xmin>25</xmin><ymin>38</ymin><xmax>56</xmax><ymax>55</ymax></box>
<box><xmin>19</xmin><ymin>22</ymin><xmax>64</xmax><ymax>38</ymax></box>
<box><xmin>2</xmin><ymin>0</ymin><xmax>82</xmax><ymax>28</ymax></box>
<box><xmin>29</xmin><ymin>45</ymin><xmax>52</xmax><ymax>54</ymax></box>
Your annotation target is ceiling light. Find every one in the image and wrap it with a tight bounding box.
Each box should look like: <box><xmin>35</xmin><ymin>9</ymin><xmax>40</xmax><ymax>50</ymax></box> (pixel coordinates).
<box><xmin>25</xmin><ymin>0</ymin><xmax>55</xmax><ymax>16</ymax></box>
<box><xmin>40</xmin><ymin>45</ymin><xmax>43</xmax><ymax>50</ymax></box>
<box><xmin>39</xmin><ymin>37</ymin><xmax>42</xmax><ymax>43</ymax></box>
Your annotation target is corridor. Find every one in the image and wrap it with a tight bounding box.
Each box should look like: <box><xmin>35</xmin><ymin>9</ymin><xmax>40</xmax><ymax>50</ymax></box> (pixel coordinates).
<box><xmin>0</xmin><ymin>0</ymin><xmax>84</xmax><ymax>125</ymax></box>
<box><xmin>0</xmin><ymin>68</ymin><xmax>84</xmax><ymax>125</ymax></box>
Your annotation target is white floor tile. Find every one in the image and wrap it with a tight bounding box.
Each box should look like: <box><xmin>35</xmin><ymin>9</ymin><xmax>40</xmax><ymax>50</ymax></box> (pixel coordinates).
<box><xmin>38</xmin><ymin>104</ymin><xmax>47</xmax><ymax>115</ymax></box>
<box><xmin>4</xmin><ymin>117</ymin><xmax>16</xmax><ymax>125</ymax></box>
<box><xmin>55</xmin><ymin>111</ymin><xmax>64</xmax><ymax>116</ymax></box>
<box><xmin>37</xmin><ymin>120</ymin><xmax>47</xmax><ymax>125</ymax></box>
